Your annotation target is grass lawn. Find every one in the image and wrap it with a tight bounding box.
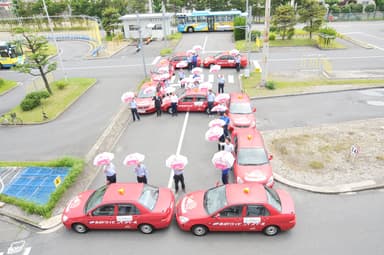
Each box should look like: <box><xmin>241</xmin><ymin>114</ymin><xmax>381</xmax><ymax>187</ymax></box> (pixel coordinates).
<box><xmin>242</xmin><ymin>71</ymin><xmax>384</xmax><ymax>97</ymax></box>
<box><xmin>0</xmin><ymin>78</ymin><xmax>17</xmax><ymax>94</ymax></box>
<box><xmin>11</xmin><ymin>77</ymin><xmax>96</xmax><ymax>123</ymax></box>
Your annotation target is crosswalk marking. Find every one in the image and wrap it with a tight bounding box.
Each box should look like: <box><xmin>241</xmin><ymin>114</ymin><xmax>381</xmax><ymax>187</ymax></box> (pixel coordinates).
<box><xmin>22</xmin><ymin>247</ymin><xmax>32</xmax><ymax>255</ymax></box>
<box><xmin>228</xmin><ymin>74</ymin><xmax>234</xmax><ymax>83</ymax></box>
<box><xmin>208</xmin><ymin>74</ymin><xmax>214</xmax><ymax>83</ymax></box>
<box><xmin>170</xmin><ymin>75</ymin><xmax>176</xmax><ymax>83</ymax></box>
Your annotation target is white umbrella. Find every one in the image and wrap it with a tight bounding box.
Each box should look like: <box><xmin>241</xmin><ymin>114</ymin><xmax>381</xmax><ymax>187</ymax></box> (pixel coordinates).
<box><xmin>186</xmin><ymin>49</ymin><xmax>196</xmax><ymax>56</ymax></box>
<box><xmin>176</xmin><ymin>60</ymin><xmax>188</xmax><ymax>68</ymax></box>
<box><xmin>166</xmin><ymin>154</ymin><xmax>188</xmax><ymax>170</ymax></box>
<box><xmin>165</xmin><ymin>86</ymin><xmax>176</xmax><ymax>94</ymax></box>
<box><xmin>230</xmin><ymin>49</ymin><xmax>240</xmax><ymax>56</ymax></box>
<box><xmin>209</xmin><ymin>64</ymin><xmax>221</xmax><ymax>73</ymax></box>
<box><xmin>123</xmin><ymin>153</ymin><xmax>145</xmax><ymax>166</ymax></box>
<box><xmin>205</xmin><ymin>126</ymin><xmax>224</xmax><ymax>142</ymax></box>
<box><xmin>93</xmin><ymin>152</ymin><xmax>114</xmax><ymax>166</ymax></box>
<box><xmin>192</xmin><ymin>45</ymin><xmax>202</xmax><ymax>51</ymax></box>
<box><xmin>199</xmin><ymin>82</ymin><xmax>212</xmax><ymax>90</ymax></box>
<box><xmin>212</xmin><ymin>151</ymin><xmax>235</xmax><ymax>170</ymax></box>
<box><xmin>121</xmin><ymin>92</ymin><xmax>135</xmax><ymax>103</ymax></box>
<box><xmin>208</xmin><ymin>118</ymin><xmax>226</xmax><ymax>128</ymax></box>
<box><xmin>180</xmin><ymin>77</ymin><xmax>194</xmax><ymax>84</ymax></box>
<box><xmin>211</xmin><ymin>104</ymin><xmax>228</xmax><ymax>112</ymax></box>
<box><xmin>191</xmin><ymin>67</ymin><xmax>203</xmax><ymax>75</ymax></box>
<box><xmin>214</xmin><ymin>93</ymin><xmax>230</xmax><ymax>103</ymax></box>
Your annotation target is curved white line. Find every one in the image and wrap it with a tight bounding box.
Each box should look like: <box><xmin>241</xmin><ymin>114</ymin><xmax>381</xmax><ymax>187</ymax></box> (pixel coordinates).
<box><xmin>0</xmin><ymin>176</ymin><xmax>4</xmax><ymax>194</ymax></box>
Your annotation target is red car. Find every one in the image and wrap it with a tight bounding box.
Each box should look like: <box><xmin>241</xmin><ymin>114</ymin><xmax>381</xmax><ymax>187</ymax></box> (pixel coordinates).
<box><xmin>169</xmin><ymin>52</ymin><xmax>201</xmax><ymax>69</ymax></box>
<box><xmin>161</xmin><ymin>89</ymin><xmax>216</xmax><ymax>114</ymax></box>
<box><xmin>203</xmin><ymin>52</ymin><xmax>248</xmax><ymax>68</ymax></box>
<box><xmin>150</xmin><ymin>59</ymin><xmax>175</xmax><ymax>82</ymax></box>
<box><xmin>62</xmin><ymin>183</ymin><xmax>175</xmax><ymax>234</ymax></box>
<box><xmin>227</xmin><ymin>92</ymin><xmax>256</xmax><ymax>133</ymax></box>
<box><xmin>232</xmin><ymin>128</ymin><xmax>274</xmax><ymax>187</ymax></box>
<box><xmin>136</xmin><ymin>81</ymin><xmax>163</xmax><ymax>114</ymax></box>
<box><xmin>176</xmin><ymin>183</ymin><xmax>295</xmax><ymax>236</ymax></box>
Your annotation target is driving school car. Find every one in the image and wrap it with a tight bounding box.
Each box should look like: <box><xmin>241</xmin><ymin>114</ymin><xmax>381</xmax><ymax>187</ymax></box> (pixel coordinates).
<box><xmin>169</xmin><ymin>52</ymin><xmax>201</xmax><ymax>69</ymax></box>
<box><xmin>202</xmin><ymin>52</ymin><xmax>248</xmax><ymax>68</ymax></box>
<box><xmin>62</xmin><ymin>183</ymin><xmax>175</xmax><ymax>234</ymax></box>
<box><xmin>227</xmin><ymin>92</ymin><xmax>256</xmax><ymax>133</ymax></box>
<box><xmin>176</xmin><ymin>183</ymin><xmax>295</xmax><ymax>236</ymax></box>
<box><xmin>136</xmin><ymin>81</ymin><xmax>163</xmax><ymax>114</ymax></box>
<box><xmin>150</xmin><ymin>59</ymin><xmax>175</xmax><ymax>82</ymax></box>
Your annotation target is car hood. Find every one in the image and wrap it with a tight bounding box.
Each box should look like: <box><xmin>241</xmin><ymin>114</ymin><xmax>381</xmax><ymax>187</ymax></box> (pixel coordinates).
<box><xmin>229</xmin><ymin>113</ymin><xmax>255</xmax><ymax>126</ymax></box>
<box><xmin>136</xmin><ymin>98</ymin><xmax>154</xmax><ymax>107</ymax></box>
<box><xmin>203</xmin><ymin>56</ymin><xmax>215</xmax><ymax>62</ymax></box>
<box><xmin>153</xmin><ymin>187</ymin><xmax>175</xmax><ymax>214</ymax></box>
<box><xmin>63</xmin><ymin>190</ymin><xmax>94</xmax><ymax>218</ymax></box>
<box><xmin>236</xmin><ymin>164</ymin><xmax>272</xmax><ymax>183</ymax></box>
<box><xmin>276</xmin><ymin>189</ymin><xmax>295</xmax><ymax>215</ymax></box>
<box><xmin>177</xmin><ymin>191</ymin><xmax>207</xmax><ymax>219</ymax></box>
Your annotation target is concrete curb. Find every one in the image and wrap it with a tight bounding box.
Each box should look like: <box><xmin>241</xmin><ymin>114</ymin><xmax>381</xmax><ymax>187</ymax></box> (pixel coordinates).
<box><xmin>0</xmin><ymin>82</ymin><xmax>21</xmax><ymax>97</ymax></box>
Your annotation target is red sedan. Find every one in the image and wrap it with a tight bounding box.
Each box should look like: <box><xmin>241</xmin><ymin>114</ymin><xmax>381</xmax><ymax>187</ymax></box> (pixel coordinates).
<box><xmin>227</xmin><ymin>92</ymin><xmax>256</xmax><ymax>133</ymax></box>
<box><xmin>232</xmin><ymin>128</ymin><xmax>274</xmax><ymax>187</ymax></box>
<box><xmin>203</xmin><ymin>52</ymin><xmax>248</xmax><ymax>68</ymax></box>
<box><xmin>150</xmin><ymin>59</ymin><xmax>175</xmax><ymax>82</ymax></box>
<box><xmin>169</xmin><ymin>52</ymin><xmax>201</xmax><ymax>69</ymax></box>
<box><xmin>161</xmin><ymin>89</ymin><xmax>216</xmax><ymax>114</ymax></box>
<box><xmin>176</xmin><ymin>183</ymin><xmax>295</xmax><ymax>236</ymax></box>
<box><xmin>136</xmin><ymin>81</ymin><xmax>161</xmax><ymax>114</ymax></box>
<box><xmin>62</xmin><ymin>183</ymin><xmax>175</xmax><ymax>234</ymax></box>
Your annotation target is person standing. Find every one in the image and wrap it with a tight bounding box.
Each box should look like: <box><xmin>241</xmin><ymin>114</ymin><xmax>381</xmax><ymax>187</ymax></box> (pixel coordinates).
<box><xmin>192</xmin><ymin>53</ymin><xmax>198</xmax><ymax>69</ymax></box>
<box><xmin>220</xmin><ymin>112</ymin><xmax>230</xmax><ymax>137</ymax></box>
<box><xmin>207</xmin><ymin>89</ymin><xmax>215</xmax><ymax>116</ymax></box>
<box><xmin>187</xmin><ymin>54</ymin><xmax>192</xmax><ymax>71</ymax></box>
<box><xmin>217</xmin><ymin>74</ymin><xmax>225</xmax><ymax>93</ymax></box>
<box><xmin>178</xmin><ymin>69</ymin><xmax>186</xmax><ymax>88</ymax></box>
<box><xmin>170</xmin><ymin>92</ymin><xmax>178</xmax><ymax>116</ymax></box>
<box><xmin>130</xmin><ymin>96</ymin><xmax>140</xmax><ymax>122</ymax></box>
<box><xmin>223</xmin><ymin>137</ymin><xmax>234</xmax><ymax>153</ymax></box>
<box><xmin>134</xmin><ymin>162</ymin><xmax>149</xmax><ymax>184</ymax></box>
<box><xmin>173</xmin><ymin>168</ymin><xmax>186</xmax><ymax>193</ymax></box>
<box><xmin>153</xmin><ymin>93</ymin><xmax>163</xmax><ymax>117</ymax></box>
<box><xmin>103</xmin><ymin>162</ymin><xmax>117</xmax><ymax>185</ymax></box>
<box><xmin>235</xmin><ymin>54</ymin><xmax>241</xmax><ymax>72</ymax></box>
<box><xmin>221</xmin><ymin>168</ymin><xmax>230</xmax><ymax>185</ymax></box>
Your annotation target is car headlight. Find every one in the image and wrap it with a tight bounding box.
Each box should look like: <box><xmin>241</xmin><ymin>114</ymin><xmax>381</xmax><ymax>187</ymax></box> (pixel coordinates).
<box><xmin>62</xmin><ymin>215</ymin><xmax>68</xmax><ymax>222</ymax></box>
<box><xmin>267</xmin><ymin>176</ymin><xmax>274</xmax><ymax>185</ymax></box>
<box><xmin>237</xmin><ymin>176</ymin><xmax>244</xmax><ymax>184</ymax></box>
<box><xmin>178</xmin><ymin>216</ymin><xmax>189</xmax><ymax>224</ymax></box>
<box><xmin>250</xmin><ymin>120</ymin><xmax>256</xmax><ymax>128</ymax></box>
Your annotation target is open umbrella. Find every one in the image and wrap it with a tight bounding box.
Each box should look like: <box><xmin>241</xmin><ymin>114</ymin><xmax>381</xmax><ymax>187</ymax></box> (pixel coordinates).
<box><xmin>208</xmin><ymin>118</ymin><xmax>226</xmax><ymax>128</ymax></box>
<box><xmin>212</xmin><ymin>151</ymin><xmax>235</xmax><ymax>170</ymax></box>
<box><xmin>193</xmin><ymin>76</ymin><xmax>203</xmax><ymax>83</ymax></box>
<box><xmin>93</xmin><ymin>152</ymin><xmax>114</xmax><ymax>166</ymax></box>
<box><xmin>191</xmin><ymin>67</ymin><xmax>203</xmax><ymax>75</ymax></box>
<box><xmin>192</xmin><ymin>45</ymin><xmax>202</xmax><ymax>51</ymax></box>
<box><xmin>186</xmin><ymin>49</ymin><xmax>196</xmax><ymax>56</ymax></box>
<box><xmin>176</xmin><ymin>60</ymin><xmax>188</xmax><ymax>68</ymax></box>
<box><xmin>165</xmin><ymin>86</ymin><xmax>176</xmax><ymax>94</ymax></box>
<box><xmin>205</xmin><ymin>126</ymin><xmax>224</xmax><ymax>142</ymax></box>
<box><xmin>166</xmin><ymin>154</ymin><xmax>188</xmax><ymax>170</ymax></box>
<box><xmin>123</xmin><ymin>153</ymin><xmax>145</xmax><ymax>166</ymax></box>
<box><xmin>230</xmin><ymin>49</ymin><xmax>240</xmax><ymax>56</ymax></box>
<box><xmin>180</xmin><ymin>77</ymin><xmax>194</xmax><ymax>84</ymax></box>
<box><xmin>199</xmin><ymin>82</ymin><xmax>212</xmax><ymax>90</ymax></box>
<box><xmin>209</xmin><ymin>64</ymin><xmax>221</xmax><ymax>73</ymax></box>
<box><xmin>121</xmin><ymin>92</ymin><xmax>135</xmax><ymax>103</ymax></box>
<box><xmin>211</xmin><ymin>104</ymin><xmax>228</xmax><ymax>112</ymax></box>
<box><xmin>214</xmin><ymin>93</ymin><xmax>230</xmax><ymax>104</ymax></box>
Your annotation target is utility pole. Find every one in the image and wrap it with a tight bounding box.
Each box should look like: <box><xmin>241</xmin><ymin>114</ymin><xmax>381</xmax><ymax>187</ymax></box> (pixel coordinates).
<box><xmin>162</xmin><ymin>0</ymin><xmax>168</xmax><ymax>47</ymax></box>
<box><xmin>42</xmin><ymin>0</ymin><xmax>67</xmax><ymax>81</ymax></box>
<box><xmin>261</xmin><ymin>0</ymin><xmax>271</xmax><ymax>87</ymax></box>
<box><xmin>136</xmin><ymin>12</ymin><xmax>148</xmax><ymax>78</ymax></box>
<box><xmin>148</xmin><ymin>0</ymin><xmax>153</xmax><ymax>13</ymax></box>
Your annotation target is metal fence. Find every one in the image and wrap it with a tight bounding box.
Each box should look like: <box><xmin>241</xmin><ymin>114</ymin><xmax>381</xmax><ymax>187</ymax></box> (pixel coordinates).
<box><xmin>327</xmin><ymin>11</ymin><xmax>384</xmax><ymax>21</ymax></box>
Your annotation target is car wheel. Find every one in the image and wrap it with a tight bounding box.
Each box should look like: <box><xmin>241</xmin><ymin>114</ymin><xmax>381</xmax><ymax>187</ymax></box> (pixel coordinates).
<box><xmin>72</xmin><ymin>223</ymin><xmax>88</xmax><ymax>234</ymax></box>
<box><xmin>263</xmin><ymin>225</ymin><xmax>279</xmax><ymax>236</ymax></box>
<box><xmin>187</xmin><ymin>27</ymin><xmax>194</xmax><ymax>33</ymax></box>
<box><xmin>139</xmin><ymin>224</ymin><xmax>154</xmax><ymax>234</ymax></box>
<box><xmin>167</xmin><ymin>107</ymin><xmax>173</xmax><ymax>114</ymax></box>
<box><xmin>192</xmin><ymin>225</ymin><xmax>208</xmax><ymax>236</ymax></box>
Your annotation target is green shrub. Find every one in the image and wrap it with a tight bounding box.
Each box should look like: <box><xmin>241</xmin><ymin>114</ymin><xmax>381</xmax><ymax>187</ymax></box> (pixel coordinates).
<box><xmin>341</xmin><ymin>5</ymin><xmax>351</xmax><ymax>13</ymax></box>
<box><xmin>234</xmin><ymin>16</ymin><xmax>246</xmax><ymax>41</ymax></box>
<box><xmin>266</xmin><ymin>81</ymin><xmax>276</xmax><ymax>90</ymax></box>
<box><xmin>364</xmin><ymin>4</ymin><xmax>375</xmax><ymax>12</ymax></box>
<box><xmin>269</xmin><ymin>33</ymin><xmax>276</xmax><ymax>41</ymax></box>
<box><xmin>270</xmin><ymin>26</ymin><xmax>277</xmax><ymax>32</ymax></box>
<box><xmin>319</xmin><ymin>26</ymin><xmax>337</xmax><ymax>36</ymax></box>
<box><xmin>0</xmin><ymin>157</ymin><xmax>84</xmax><ymax>218</ymax></box>
<box><xmin>287</xmin><ymin>28</ymin><xmax>295</xmax><ymax>39</ymax></box>
<box><xmin>350</xmin><ymin>3</ymin><xmax>363</xmax><ymax>12</ymax></box>
<box><xmin>167</xmin><ymin>32</ymin><xmax>182</xmax><ymax>40</ymax></box>
<box><xmin>54</xmin><ymin>80</ymin><xmax>69</xmax><ymax>90</ymax></box>
<box><xmin>0</xmin><ymin>78</ymin><xmax>4</xmax><ymax>87</ymax></box>
<box><xmin>330</xmin><ymin>5</ymin><xmax>341</xmax><ymax>13</ymax></box>
<box><xmin>20</xmin><ymin>98</ymin><xmax>40</xmax><ymax>111</ymax></box>
<box><xmin>160</xmin><ymin>48</ymin><xmax>172</xmax><ymax>56</ymax></box>
<box><xmin>250</xmin><ymin>30</ymin><xmax>262</xmax><ymax>41</ymax></box>
<box><xmin>26</xmin><ymin>91</ymin><xmax>50</xmax><ymax>100</ymax></box>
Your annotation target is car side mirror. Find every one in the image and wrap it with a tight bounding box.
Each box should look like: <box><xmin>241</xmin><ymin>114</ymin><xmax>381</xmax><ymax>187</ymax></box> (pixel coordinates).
<box><xmin>252</xmin><ymin>107</ymin><xmax>256</xmax><ymax>112</ymax></box>
<box><xmin>268</xmin><ymin>154</ymin><xmax>273</xmax><ymax>160</ymax></box>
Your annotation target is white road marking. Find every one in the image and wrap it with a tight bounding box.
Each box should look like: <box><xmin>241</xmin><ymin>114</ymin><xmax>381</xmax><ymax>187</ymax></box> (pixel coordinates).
<box><xmin>0</xmin><ymin>252</ymin><xmax>4</xmax><ymax>255</ymax></box>
<box><xmin>168</xmin><ymin>112</ymin><xmax>189</xmax><ymax>189</ymax></box>
<box><xmin>151</xmin><ymin>56</ymin><xmax>161</xmax><ymax>65</ymax></box>
<box><xmin>270</xmin><ymin>55</ymin><xmax>384</xmax><ymax>62</ymax></box>
<box><xmin>227</xmin><ymin>74</ymin><xmax>234</xmax><ymax>83</ymax></box>
<box><xmin>202</xmin><ymin>36</ymin><xmax>208</xmax><ymax>53</ymax></box>
<box><xmin>170</xmin><ymin>75</ymin><xmax>176</xmax><ymax>83</ymax></box>
<box><xmin>208</xmin><ymin>74</ymin><xmax>215</xmax><ymax>83</ymax></box>
<box><xmin>63</xmin><ymin>64</ymin><xmax>151</xmax><ymax>71</ymax></box>
<box><xmin>22</xmin><ymin>247</ymin><xmax>31</xmax><ymax>255</ymax></box>
<box><xmin>366</xmin><ymin>100</ymin><xmax>384</xmax><ymax>106</ymax></box>
<box><xmin>0</xmin><ymin>176</ymin><xmax>4</xmax><ymax>194</ymax></box>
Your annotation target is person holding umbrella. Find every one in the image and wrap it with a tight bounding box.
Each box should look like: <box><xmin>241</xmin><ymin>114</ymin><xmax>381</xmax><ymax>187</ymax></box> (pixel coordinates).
<box><xmin>103</xmin><ymin>162</ymin><xmax>117</xmax><ymax>185</ymax></box>
<box><xmin>130</xmin><ymin>96</ymin><xmax>140</xmax><ymax>122</ymax></box>
<box><xmin>207</xmin><ymin>89</ymin><xmax>215</xmax><ymax>116</ymax></box>
<box><xmin>134</xmin><ymin>161</ymin><xmax>149</xmax><ymax>184</ymax></box>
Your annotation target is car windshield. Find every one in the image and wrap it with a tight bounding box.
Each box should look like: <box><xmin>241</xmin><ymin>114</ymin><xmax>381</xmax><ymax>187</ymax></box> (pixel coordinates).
<box><xmin>138</xmin><ymin>184</ymin><xmax>159</xmax><ymax>211</ymax></box>
<box><xmin>85</xmin><ymin>185</ymin><xmax>108</xmax><ymax>213</ymax></box>
<box><xmin>152</xmin><ymin>66</ymin><xmax>169</xmax><ymax>74</ymax></box>
<box><xmin>138</xmin><ymin>88</ymin><xmax>156</xmax><ymax>98</ymax></box>
<box><xmin>230</xmin><ymin>102</ymin><xmax>252</xmax><ymax>114</ymax></box>
<box><xmin>203</xmin><ymin>185</ymin><xmax>227</xmax><ymax>215</ymax></box>
<box><xmin>265</xmin><ymin>186</ymin><xmax>282</xmax><ymax>212</ymax></box>
<box><xmin>237</xmin><ymin>148</ymin><xmax>268</xmax><ymax>165</ymax></box>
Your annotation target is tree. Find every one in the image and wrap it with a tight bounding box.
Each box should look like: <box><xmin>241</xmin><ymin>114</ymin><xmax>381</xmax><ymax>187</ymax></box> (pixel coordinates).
<box><xmin>272</xmin><ymin>4</ymin><xmax>296</xmax><ymax>40</ymax></box>
<box><xmin>12</xmin><ymin>0</ymin><xmax>34</xmax><ymax>17</ymax></box>
<box><xmin>298</xmin><ymin>0</ymin><xmax>327</xmax><ymax>39</ymax></box>
<box><xmin>13</xmin><ymin>29</ymin><xmax>57</xmax><ymax>95</ymax></box>
<box><xmin>102</xmin><ymin>7</ymin><xmax>120</xmax><ymax>37</ymax></box>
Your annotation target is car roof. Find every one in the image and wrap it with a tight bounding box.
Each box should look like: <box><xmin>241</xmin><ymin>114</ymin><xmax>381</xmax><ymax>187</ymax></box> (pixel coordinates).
<box><xmin>226</xmin><ymin>183</ymin><xmax>267</xmax><ymax>205</ymax></box>
<box><xmin>102</xmin><ymin>183</ymin><xmax>144</xmax><ymax>203</ymax></box>
<box><xmin>235</xmin><ymin>128</ymin><xmax>266</xmax><ymax>148</ymax></box>
<box><xmin>157</xmin><ymin>59</ymin><xmax>171</xmax><ymax>66</ymax></box>
<box><xmin>141</xmin><ymin>81</ymin><xmax>157</xmax><ymax>88</ymax></box>
<box><xmin>172</xmin><ymin>52</ymin><xmax>187</xmax><ymax>57</ymax></box>
<box><xmin>230</xmin><ymin>92</ymin><xmax>250</xmax><ymax>103</ymax></box>
<box><xmin>183</xmin><ymin>88</ymin><xmax>208</xmax><ymax>96</ymax></box>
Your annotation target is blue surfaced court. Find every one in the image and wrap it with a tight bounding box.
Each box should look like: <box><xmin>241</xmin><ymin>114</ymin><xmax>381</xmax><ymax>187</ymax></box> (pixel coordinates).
<box><xmin>3</xmin><ymin>167</ymin><xmax>69</xmax><ymax>205</ymax></box>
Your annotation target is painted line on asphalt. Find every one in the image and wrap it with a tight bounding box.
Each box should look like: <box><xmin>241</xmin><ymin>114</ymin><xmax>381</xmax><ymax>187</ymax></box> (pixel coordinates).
<box><xmin>202</xmin><ymin>36</ymin><xmax>208</xmax><ymax>53</ymax></box>
<box><xmin>269</xmin><ymin>55</ymin><xmax>384</xmax><ymax>62</ymax></box>
<box><xmin>0</xmin><ymin>177</ymin><xmax>4</xmax><ymax>194</ymax></box>
<box><xmin>63</xmin><ymin>64</ymin><xmax>151</xmax><ymax>71</ymax></box>
<box><xmin>167</xmin><ymin>112</ymin><xmax>189</xmax><ymax>189</ymax></box>
<box><xmin>152</xmin><ymin>56</ymin><xmax>161</xmax><ymax>65</ymax></box>
<box><xmin>22</xmin><ymin>247</ymin><xmax>31</xmax><ymax>255</ymax></box>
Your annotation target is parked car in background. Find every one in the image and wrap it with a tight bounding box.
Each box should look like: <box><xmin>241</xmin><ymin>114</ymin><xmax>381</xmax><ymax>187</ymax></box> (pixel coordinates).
<box><xmin>176</xmin><ymin>183</ymin><xmax>296</xmax><ymax>236</ymax></box>
<box><xmin>150</xmin><ymin>59</ymin><xmax>175</xmax><ymax>82</ymax></box>
<box><xmin>169</xmin><ymin>52</ymin><xmax>201</xmax><ymax>69</ymax></box>
<box><xmin>203</xmin><ymin>52</ymin><xmax>248</xmax><ymax>68</ymax></box>
<box><xmin>62</xmin><ymin>183</ymin><xmax>175</xmax><ymax>234</ymax></box>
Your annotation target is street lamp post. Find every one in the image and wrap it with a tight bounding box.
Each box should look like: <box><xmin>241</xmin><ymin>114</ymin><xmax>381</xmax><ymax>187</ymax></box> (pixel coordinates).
<box><xmin>136</xmin><ymin>13</ymin><xmax>148</xmax><ymax>78</ymax></box>
<box><xmin>261</xmin><ymin>0</ymin><xmax>271</xmax><ymax>87</ymax></box>
<box><xmin>42</xmin><ymin>0</ymin><xmax>67</xmax><ymax>81</ymax></box>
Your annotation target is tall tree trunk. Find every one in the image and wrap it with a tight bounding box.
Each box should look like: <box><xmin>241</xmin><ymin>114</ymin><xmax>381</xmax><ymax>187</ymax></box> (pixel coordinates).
<box><xmin>39</xmin><ymin>66</ymin><xmax>53</xmax><ymax>94</ymax></box>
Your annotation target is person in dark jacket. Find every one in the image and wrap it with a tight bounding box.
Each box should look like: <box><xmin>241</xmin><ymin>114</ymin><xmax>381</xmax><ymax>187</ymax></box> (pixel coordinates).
<box><xmin>153</xmin><ymin>93</ymin><xmax>163</xmax><ymax>117</ymax></box>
